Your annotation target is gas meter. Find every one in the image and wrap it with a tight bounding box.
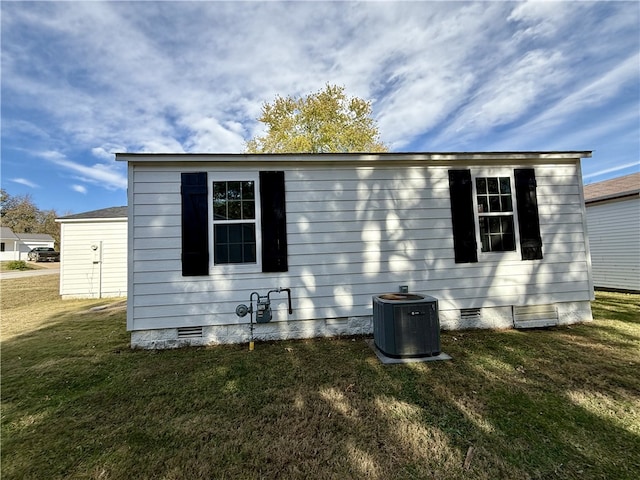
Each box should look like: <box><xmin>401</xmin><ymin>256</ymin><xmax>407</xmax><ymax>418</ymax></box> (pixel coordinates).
<box><xmin>235</xmin><ymin>288</ymin><xmax>293</xmax><ymax>350</ymax></box>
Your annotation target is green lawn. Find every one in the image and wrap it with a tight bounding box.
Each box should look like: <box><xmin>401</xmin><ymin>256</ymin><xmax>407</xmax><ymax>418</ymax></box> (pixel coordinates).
<box><xmin>1</xmin><ymin>275</ymin><xmax>639</xmax><ymax>479</ymax></box>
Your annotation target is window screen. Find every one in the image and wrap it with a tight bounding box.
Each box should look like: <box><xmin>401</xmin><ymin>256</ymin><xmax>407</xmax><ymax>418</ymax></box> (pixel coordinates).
<box><xmin>212</xmin><ymin>181</ymin><xmax>257</xmax><ymax>264</ymax></box>
<box><xmin>476</xmin><ymin>177</ymin><xmax>515</xmax><ymax>252</ymax></box>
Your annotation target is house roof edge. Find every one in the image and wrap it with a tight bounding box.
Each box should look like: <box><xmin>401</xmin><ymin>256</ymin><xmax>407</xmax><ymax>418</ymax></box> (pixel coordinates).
<box><xmin>56</xmin><ymin>206</ymin><xmax>128</xmax><ymax>222</ymax></box>
<box><xmin>115</xmin><ymin>151</ymin><xmax>593</xmax><ymax>163</ymax></box>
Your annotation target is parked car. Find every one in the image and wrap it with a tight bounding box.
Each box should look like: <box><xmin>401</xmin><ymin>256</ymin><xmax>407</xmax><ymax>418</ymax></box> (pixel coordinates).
<box><xmin>27</xmin><ymin>247</ymin><xmax>60</xmax><ymax>262</ymax></box>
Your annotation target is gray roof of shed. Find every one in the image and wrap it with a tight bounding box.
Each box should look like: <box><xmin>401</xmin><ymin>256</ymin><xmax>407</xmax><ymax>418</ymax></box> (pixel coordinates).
<box><xmin>57</xmin><ymin>206</ymin><xmax>127</xmax><ymax>221</ymax></box>
<box><xmin>584</xmin><ymin>173</ymin><xmax>640</xmax><ymax>203</ymax></box>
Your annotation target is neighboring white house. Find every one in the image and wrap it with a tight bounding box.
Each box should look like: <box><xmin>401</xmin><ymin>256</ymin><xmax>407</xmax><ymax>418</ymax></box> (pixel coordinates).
<box><xmin>117</xmin><ymin>152</ymin><xmax>595</xmax><ymax>349</ymax></box>
<box><xmin>20</xmin><ymin>233</ymin><xmax>56</xmax><ymax>252</ymax></box>
<box><xmin>0</xmin><ymin>227</ymin><xmax>21</xmax><ymax>261</ymax></box>
<box><xmin>0</xmin><ymin>227</ymin><xmax>55</xmax><ymax>261</ymax></box>
<box><xmin>56</xmin><ymin>207</ymin><xmax>128</xmax><ymax>299</ymax></box>
<box><xmin>584</xmin><ymin>172</ymin><xmax>640</xmax><ymax>292</ymax></box>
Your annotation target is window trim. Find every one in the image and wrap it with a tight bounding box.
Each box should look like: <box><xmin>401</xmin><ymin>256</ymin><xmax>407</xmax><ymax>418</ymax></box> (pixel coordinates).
<box><xmin>208</xmin><ymin>173</ymin><xmax>262</xmax><ymax>274</ymax></box>
<box><xmin>470</xmin><ymin>169</ymin><xmax>522</xmax><ymax>261</ymax></box>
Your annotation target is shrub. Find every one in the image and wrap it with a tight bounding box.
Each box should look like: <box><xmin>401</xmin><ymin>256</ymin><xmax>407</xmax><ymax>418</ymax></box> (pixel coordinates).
<box><xmin>6</xmin><ymin>260</ymin><xmax>30</xmax><ymax>271</ymax></box>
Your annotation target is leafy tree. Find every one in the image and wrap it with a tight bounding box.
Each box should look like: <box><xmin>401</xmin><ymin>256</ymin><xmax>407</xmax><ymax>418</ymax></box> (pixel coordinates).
<box><xmin>0</xmin><ymin>190</ymin><xmax>39</xmax><ymax>233</ymax></box>
<box><xmin>246</xmin><ymin>84</ymin><xmax>388</xmax><ymax>153</ymax></box>
<box><xmin>0</xmin><ymin>189</ymin><xmax>60</xmax><ymax>247</ymax></box>
<box><xmin>39</xmin><ymin>209</ymin><xmax>61</xmax><ymax>248</ymax></box>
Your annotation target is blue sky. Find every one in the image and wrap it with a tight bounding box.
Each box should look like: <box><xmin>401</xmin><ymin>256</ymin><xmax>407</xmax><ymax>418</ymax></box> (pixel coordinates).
<box><xmin>2</xmin><ymin>1</ymin><xmax>639</xmax><ymax>214</ymax></box>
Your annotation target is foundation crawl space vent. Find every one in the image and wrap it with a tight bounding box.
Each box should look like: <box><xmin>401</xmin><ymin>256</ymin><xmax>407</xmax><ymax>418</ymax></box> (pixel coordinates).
<box><xmin>513</xmin><ymin>305</ymin><xmax>558</xmax><ymax>329</ymax></box>
<box><xmin>177</xmin><ymin>327</ymin><xmax>203</xmax><ymax>339</ymax></box>
<box><xmin>460</xmin><ymin>308</ymin><xmax>482</xmax><ymax>323</ymax></box>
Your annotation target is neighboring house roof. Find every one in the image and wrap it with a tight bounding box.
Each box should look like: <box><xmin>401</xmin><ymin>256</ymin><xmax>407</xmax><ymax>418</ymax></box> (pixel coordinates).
<box><xmin>57</xmin><ymin>206</ymin><xmax>128</xmax><ymax>221</ymax></box>
<box><xmin>584</xmin><ymin>172</ymin><xmax>640</xmax><ymax>204</ymax></box>
<box><xmin>17</xmin><ymin>232</ymin><xmax>55</xmax><ymax>242</ymax></box>
<box><xmin>0</xmin><ymin>227</ymin><xmax>54</xmax><ymax>243</ymax></box>
<box><xmin>0</xmin><ymin>226</ymin><xmax>20</xmax><ymax>241</ymax></box>
<box><xmin>0</xmin><ymin>227</ymin><xmax>53</xmax><ymax>243</ymax></box>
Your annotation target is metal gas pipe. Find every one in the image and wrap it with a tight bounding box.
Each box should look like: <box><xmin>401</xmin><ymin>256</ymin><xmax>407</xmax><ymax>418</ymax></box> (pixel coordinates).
<box><xmin>235</xmin><ymin>288</ymin><xmax>293</xmax><ymax>350</ymax></box>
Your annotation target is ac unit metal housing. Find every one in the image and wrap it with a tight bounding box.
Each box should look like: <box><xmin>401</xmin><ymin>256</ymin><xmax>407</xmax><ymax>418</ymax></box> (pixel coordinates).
<box><xmin>373</xmin><ymin>293</ymin><xmax>440</xmax><ymax>358</ymax></box>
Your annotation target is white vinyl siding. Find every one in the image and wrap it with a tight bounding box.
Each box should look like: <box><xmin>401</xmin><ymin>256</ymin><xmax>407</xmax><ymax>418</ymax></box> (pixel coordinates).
<box><xmin>586</xmin><ymin>196</ymin><xmax>640</xmax><ymax>291</ymax></box>
<box><xmin>0</xmin><ymin>240</ymin><xmax>19</xmax><ymax>261</ymax></box>
<box><xmin>59</xmin><ymin>220</ymin><xmax>127</xmax><ymax>299</ymax></box>
<box><xmin>127</xmin><ymin>160</ymin><xmax>592</xmax><ymax>332</ymax></box>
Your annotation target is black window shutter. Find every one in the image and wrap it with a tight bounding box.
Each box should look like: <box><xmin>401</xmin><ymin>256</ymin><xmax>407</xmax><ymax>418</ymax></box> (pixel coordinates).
<box><xmin>515</xmin><ymin>168</ymin><xmax>543</xmax><ymax>260</ymax></box>
<box><xmin>260</xmin><ymin>171</ymin><xmax>288</xmax><ymax>272</ymax></box>
<box><xmin>448</xmin><ymin>170</ymin><xmax>478</xmax><ymax>263</ymax></box>
<box><xmin>181</xmin><ymin>172</ymin><xmax>209</xmax><ymax>276</ymax></box>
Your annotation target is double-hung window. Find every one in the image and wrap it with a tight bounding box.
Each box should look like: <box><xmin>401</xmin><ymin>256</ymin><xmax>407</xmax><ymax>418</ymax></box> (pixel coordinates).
<box><xmin>181</xmin><ymin>171</ymin><xmax>288</xmax><ymax>276</ymax></box>
<box><xmin>212</xmin><ymin>180</ymin><xmax>257</xmax><ymax>265</ymax></box>
<box><xmin>475</xmin><ymin>176</ymin><xmax>515</xmax><ymax>253</ymax></box>
<box><xmin>448</xmin><ymin>168</ymin><xmax>542</xmax><ymax>263</ymax></box>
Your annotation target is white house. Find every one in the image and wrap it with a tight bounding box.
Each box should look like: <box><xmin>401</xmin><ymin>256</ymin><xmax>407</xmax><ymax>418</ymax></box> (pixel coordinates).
<box><xmin>584</xmin><ymin>172</ymin><xmax>640</xmax><ymax>292</ymax></box>
<box><xmin>0</xmin><ymin>227</ymin><xmax>55</xmax><ymax>261</ymax></box>
<box><xmin>0</xmin><ymin>227</ymin><xmax>21</xmax><ymax>261</ymax></box>
<box><xmin>117</xmin><ymin>152</ymin><xmax>594</xmax><ymax>349</ymax></box>
<box><xmin>56</xmin><ymin>207</ymin><xmax>128</xmax><ymax>299</ymax></box>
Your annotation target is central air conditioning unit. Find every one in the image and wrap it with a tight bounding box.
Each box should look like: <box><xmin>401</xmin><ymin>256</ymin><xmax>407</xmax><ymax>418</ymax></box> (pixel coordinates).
<box><xmin>373</xmin><ymin>293</ymin><xmax>440</xmax><ymax>358</ymax></box>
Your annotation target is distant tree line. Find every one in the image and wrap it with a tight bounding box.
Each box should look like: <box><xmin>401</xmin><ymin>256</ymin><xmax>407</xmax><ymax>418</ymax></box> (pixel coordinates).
<box><xmin>0</xmin><ymin>189</ymin><xmax>61</xmax><ymax>248</ymax></box>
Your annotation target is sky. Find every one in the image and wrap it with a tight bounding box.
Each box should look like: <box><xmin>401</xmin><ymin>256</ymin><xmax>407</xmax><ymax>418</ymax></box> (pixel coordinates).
<box><xmin>1</xmin><ymin>0</ymin><xmax>639</xmax><ymax>215</ymax></box>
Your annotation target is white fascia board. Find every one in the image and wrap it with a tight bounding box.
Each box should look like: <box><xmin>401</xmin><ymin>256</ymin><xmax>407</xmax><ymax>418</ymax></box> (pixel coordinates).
<box><xmin>115</xmin><ymin>151</ymin><xmax>593</xmax><ymax>166</ymax></box>
<box><xmin>55</xmin><ymin>217</ymin><xmax>127</xmax><ymax>224</ymax></box>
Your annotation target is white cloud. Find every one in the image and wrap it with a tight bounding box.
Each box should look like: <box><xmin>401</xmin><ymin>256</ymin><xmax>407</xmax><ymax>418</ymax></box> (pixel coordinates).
<box><xmin>507</xmin><ymin>0</ymin><xmax>577</xmax><ymax>41</ymax></box>
<box><xmin>357</xmin><ymin>2</ymin><xmax>515</xmax><ymax>148</ymax></box>
<box><xmin>182</xmin><ymin>116</ymin><xmax>248</xmax><ymax>153</ymax></box>
<box><xmin>2</xmin><ymin>119</ymin><xmax>52</xmax><ymax>142</ymax></box>
<box><xmin>519</xmin><ymin>53</ymin><xmax>639</xmax><ymax>132</ymax></box>
<box><xmin>483</xmin><ymin>52</ymin><xmax>640</xmax><ymax>151</ymax></box>
<box><xmin>10</xmin><ymin>178</ymin><xmax>39</xmax><ymax>188</ymax></box>
<box><xmin>71</xmin><ymin>184</ymin><xmax>88</xmax><ymax>194</ymax></box>
<box><xmin>434</xmin><ymin>49</ymin><xmax>568</xmax><ymax>147</ymax></box>
<box><xmin>37</xmin><ymin>151</ymin><xmax>127</xmax><ymax>190</ymax></box>
<box><xmin>2</xmin><ymin>1</ymin><xmax>517</xmax><ymax>153</ymax></box>
<box><xmin>583</xmin><ymin>161</ymin><xmax>640</xmax><ymax>181</ymax></box>
<box><xmin>38</xmin><ymin>150</ymin><xmax>67</xmax><ymax>162</ymax></box>
<box><xmin>91</xmin><ymin>145</ymin><xmax>124</xmax><ymax>161</ymax></box>
<box><xmin>1</xmin><ymin>0</ymin><xmax>638</xmax><ymax>174</ymax></box>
